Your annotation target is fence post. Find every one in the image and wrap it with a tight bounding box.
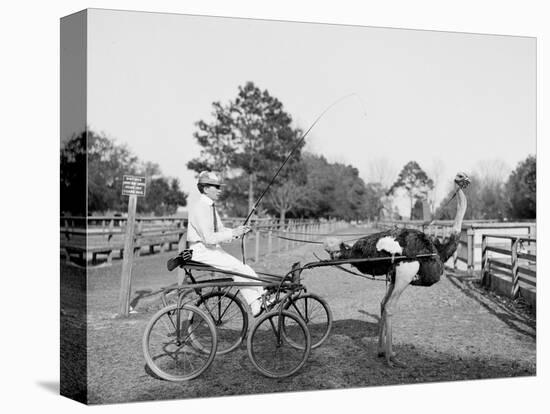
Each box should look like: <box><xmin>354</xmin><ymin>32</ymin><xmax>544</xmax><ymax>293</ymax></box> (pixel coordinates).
<box><xmin>285</xmin><ymin>223</ymin><xmax>290</xmax><ymax>251</ymax></box>
<box><xmin>255</xmin><ymin>229</ymin><xmax>260</xmax><ymax>263</ymax></box>
<box><xmin>481</xmin><ymin>234</ymin><xmax>488</xmax><ymax>286</ymax></box>
<box><xmin>267</xmin><ymin>229</ymin><xmax>272</xmax><ymax>255</ymax></box>
<box><xmin>118</xmin><ymin>196</ymin><xmax>137</xmax><ymax>317</ymax></box>
<box><xmin>277</xmin><ymin>223</ymin><xmax>281</xmax><ymax>253</ymax></box>
<box><xmin>292</xmin><ymin>221</ymin><xmax>296</xmax><ymax>248</ymax></box>
<box><xmin>511</xmin><ymin>237</ymin><xmax>520</xmax><ymax>299</ymax></box>
<box><xmin>134</xmin><ymin>219</ymin><xmax>143</xmax><ymax>258</ymax></box>
<box><xmin>467</xmin><ymin>228</ymin><xmax>474</xmax><ymax>275</ymax></box>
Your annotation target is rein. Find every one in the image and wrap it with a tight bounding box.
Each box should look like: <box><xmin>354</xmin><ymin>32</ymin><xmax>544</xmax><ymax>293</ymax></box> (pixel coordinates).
<box><xmin>272</xmin><ymin>234</ymin><xmax>364</xmax><ymax>245</ymax></box>
<box><xmin>311</xmin><ymin>253</ymin><xmax>387</xmax><ymax>281</ymax></box>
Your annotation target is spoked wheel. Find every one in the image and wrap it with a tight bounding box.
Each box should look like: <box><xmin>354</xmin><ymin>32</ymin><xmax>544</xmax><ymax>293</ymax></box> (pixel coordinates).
<box><xmin>282</xmin><ymin>293</ymin><xmax>332</xmax><ymax>349</ymax></box>
<box><xmin>194</xmin><ymin>290</ymin><xmax>248</xmax><ymax>355</ymax></box>
<box><xmin>247</xmin><ymin>310</ymin><xmax>311</xmax><ymax>378</ymax></box>
<box><xmin>143</xmin><ymin>304</ymin><xmax>217</xmax><ymax>381</ymax></box>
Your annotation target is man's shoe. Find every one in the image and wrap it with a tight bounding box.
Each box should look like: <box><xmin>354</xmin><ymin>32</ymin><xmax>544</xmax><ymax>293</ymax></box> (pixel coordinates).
<box><xmin>264</xmin><ymin>294</ymin><xmax>277</xmax><ymax>309</ymax></box>
<box><xmin>251</xmin><ymin>299</ymin><xmax>263</xmax><ymax>317</ymax></box>
<box><xmin>252</xmin><ymin>294</ymin><xmax>279</xmax><ymax>317</ymax></box>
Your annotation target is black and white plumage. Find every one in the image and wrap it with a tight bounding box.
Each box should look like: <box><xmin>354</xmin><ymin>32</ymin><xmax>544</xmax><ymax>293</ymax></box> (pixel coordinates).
<box><xmin>324</xmin><ymin>172</ymin><xmax>470</xmax><ymax>367</ymax></box>
<box><xmin>325</xmin><ymin>227</ymin><xmax>460</xmax><ymax>286</ymax></box>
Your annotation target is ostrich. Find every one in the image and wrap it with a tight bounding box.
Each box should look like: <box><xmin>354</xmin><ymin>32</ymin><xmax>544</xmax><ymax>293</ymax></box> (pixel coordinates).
<box><xmin>324</xmin><ymin>172</ymin><xmax>470</xmax><ymax>367</ymax></box>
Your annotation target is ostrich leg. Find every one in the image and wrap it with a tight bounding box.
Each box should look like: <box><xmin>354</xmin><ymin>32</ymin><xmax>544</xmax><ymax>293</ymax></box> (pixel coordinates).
<box><xmin>377</xmin><ymin>279</ymin><xmax>394</xmax><ymax>357</ymax></box>
<box><xmin>382</xmin><ymin>261</ymin><xmax>419</xmax><ymax>367</ymax></box>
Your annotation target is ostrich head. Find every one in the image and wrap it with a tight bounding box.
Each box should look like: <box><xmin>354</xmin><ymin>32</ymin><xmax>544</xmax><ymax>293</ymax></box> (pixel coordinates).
<box><xmin>323</xmin><ymin>237</ymin><xmax>343</xmax><ymax>260</ymax></box>
<box><xmin>323</xmin><ymin>237</ymin><xmax>348</xmax><ymax>260</ymax></box>
<box><xmin>454</xmin><ymin>172</ymin><xmax>471</xmax><ymax>189</ymax></box>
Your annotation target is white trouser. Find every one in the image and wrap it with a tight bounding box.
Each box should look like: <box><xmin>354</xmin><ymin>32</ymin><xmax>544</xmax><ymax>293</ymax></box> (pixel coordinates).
<box><xmin>188</xmin><ymin>243</ymin><xmax>264</xmax><ymax>306</ymax></box>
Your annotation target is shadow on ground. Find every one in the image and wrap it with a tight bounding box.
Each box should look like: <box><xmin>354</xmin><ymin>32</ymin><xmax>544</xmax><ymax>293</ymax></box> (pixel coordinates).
<box><xmin>446</xmin><ymin>271</ymin><xmax>535</xmax><ymax>339</ymax></box>
<box><xmin>87</xmin><ymin>317</ymin><xmax>535</xmax><ymax>404</ymax></box>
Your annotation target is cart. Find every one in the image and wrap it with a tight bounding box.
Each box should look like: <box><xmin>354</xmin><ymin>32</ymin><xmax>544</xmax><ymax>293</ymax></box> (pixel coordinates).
<box><xmin>142</xmin><ymin>251</ymin><xmax>438</xmax><ymax>381</ymax></box>
<box><xmin>142</xmin><ymin>256</ymin><xmax>333</xmax><ymax>381</ymax></box>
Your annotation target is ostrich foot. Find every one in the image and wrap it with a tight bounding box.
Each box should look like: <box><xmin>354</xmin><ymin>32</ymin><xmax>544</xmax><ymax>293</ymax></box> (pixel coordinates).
<box><xmin>386</xmin><ymin>356</ymin><xmax>407</xmax><ymax>368</ymax></box>
<box><xmin>377</xmin><ymin>350</ymin><xmax>397</xmax><ymax>358</ymax></box>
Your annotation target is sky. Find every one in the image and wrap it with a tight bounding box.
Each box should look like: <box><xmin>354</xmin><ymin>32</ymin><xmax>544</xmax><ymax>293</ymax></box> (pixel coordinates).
<box><xmin>81</xmin><ymin>8</ymin><xmax>536</xmax><ymax>213</ymax></box>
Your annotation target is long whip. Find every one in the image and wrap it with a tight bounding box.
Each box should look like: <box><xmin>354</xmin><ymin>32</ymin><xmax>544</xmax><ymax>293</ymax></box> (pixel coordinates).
<box><xmin>241</xmin><ymin>93</ymin><xmax>367</xmax><ymax>263</ymax></box>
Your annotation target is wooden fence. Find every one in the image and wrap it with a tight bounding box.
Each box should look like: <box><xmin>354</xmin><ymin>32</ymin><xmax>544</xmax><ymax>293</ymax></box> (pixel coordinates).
<box><xmin>481</xmin><ymin>234</ymin><xmax>536</xmax><ymax>301</ymax></box>
<box><xmin>60</xmin><ymin>216</ymin><xmax>188</xmax><ymax>265</ymax></box>
<box><xmin>60</xmin><ymin>216</ymin><xmax>346</xmax><ymax>266</ymax></box>
<box><xmin>238</xmin><ymin>218</ymin><xmax>346</xmax><ymax>263</ymax></box>
<box><xmin>376</xmin><ymin>219</ymin><xmax>537</xmax><ymax>305</ymax></box>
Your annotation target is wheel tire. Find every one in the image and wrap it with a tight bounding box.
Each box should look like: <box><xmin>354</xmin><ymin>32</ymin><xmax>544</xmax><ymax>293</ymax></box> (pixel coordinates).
<box><xmin>283</xmin><ymin>293</ymin><xmax>332</xmax><ymax>349</ymax></box>
<box><xmin>143</xmin><ymin>304</ymin><xmax>217</xmax><ymax>381</ymax></box>
<box><xmin>247</xmin><ymin>310</ymin><xmax>311</xmax><ymax>378</ymax></box>
<box><xmin>194</xmin><ymin>290</ymin><xmax>248</xmax><ymax>355</ymax></box>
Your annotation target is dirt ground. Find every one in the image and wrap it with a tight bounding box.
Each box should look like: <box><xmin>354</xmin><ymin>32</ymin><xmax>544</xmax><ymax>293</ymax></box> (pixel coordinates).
<box><xmin>61</xmin><ymin>225</ymin><xmax>536</xmax><ymax>405</ymax></box>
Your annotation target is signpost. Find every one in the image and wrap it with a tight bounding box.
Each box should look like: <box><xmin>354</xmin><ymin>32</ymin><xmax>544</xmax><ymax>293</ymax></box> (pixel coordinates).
<box><xmin>118</xmin><ymin>175</ymin><xmax>146</xmax><ymax>317</ymax></box>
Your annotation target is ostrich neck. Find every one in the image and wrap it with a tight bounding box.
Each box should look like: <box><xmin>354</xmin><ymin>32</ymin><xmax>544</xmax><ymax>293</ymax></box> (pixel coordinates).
<box><xmin>339</xmin><ymin>244</ymin><xmax>352</xmax><ymax>260</ymax></box>
<box><xmin>451</xmin><ymin>188</ymin><xmax>467</xmax><ymax>234</ymax></box>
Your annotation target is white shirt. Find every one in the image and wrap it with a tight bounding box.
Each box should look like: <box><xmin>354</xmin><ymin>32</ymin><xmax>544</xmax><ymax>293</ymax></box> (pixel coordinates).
<box><xmin>187</xmin><ymin>194</ymin><xmax>234</xmax><ymax>246</ymax></box>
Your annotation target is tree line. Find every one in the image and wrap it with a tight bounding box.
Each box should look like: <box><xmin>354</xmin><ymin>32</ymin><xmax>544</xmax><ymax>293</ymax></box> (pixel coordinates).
<box><xmin>435</xmin><ymin>155</ymin><xmax>535</xmax><ymax>221</ymax></box>
<box><xmin>187</xmin><ymin>82</ymin><xmax>376</xmax><ymax>221</ymax></box>
<box><xmin>60</xmin><ymin>131</ymin><xmax>187</xmax><ymax>216</ymax></box>
<box><xmin>60</xmin><ymin>82</ymin><xmax>536</xmax><ymax>221</ymax></box>
<box><xmin>188</xmin><ymin>82</ymin><xmax>535</xmax><ymax>221</ymax></box>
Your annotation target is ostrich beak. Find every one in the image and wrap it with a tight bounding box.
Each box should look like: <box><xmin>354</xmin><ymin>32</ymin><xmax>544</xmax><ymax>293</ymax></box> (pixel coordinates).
<box><xmin>454</xmin><ymin>172</ymin><xmax>471</xmax><ymax>189</ymax></box>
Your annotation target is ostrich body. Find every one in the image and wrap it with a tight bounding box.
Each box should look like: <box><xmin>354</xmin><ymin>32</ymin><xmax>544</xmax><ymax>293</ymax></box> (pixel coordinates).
<box><xmin>324</xmin><ymin>172</ymin><xmax>470</xmax><ymax>367</ymax></box>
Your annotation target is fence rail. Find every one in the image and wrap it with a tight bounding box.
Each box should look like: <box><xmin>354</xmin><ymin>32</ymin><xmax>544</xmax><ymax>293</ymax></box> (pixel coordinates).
<box><xmin>60</xmin><ymin>216</ymin><xmax>346</xmax><ymax>266</ymax></box>
<box><xmin>61</xmin><ymin>216</ymin><xmax>537</xmax><ymax>304</ymax></box>
<box><xmin>377</xmin><ymin>220</ymin><xmax>535</xmax><ymax>272</ymax></box>
<box><xmin>481</xmin><ymin>234</ymin><xmax>537</xmax><ymax>301</ymax></box>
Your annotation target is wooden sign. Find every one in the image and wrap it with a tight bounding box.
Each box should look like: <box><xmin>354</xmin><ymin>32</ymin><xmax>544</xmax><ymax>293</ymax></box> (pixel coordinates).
<box><xmin>122</xmin><ymin>175</ymin><xmax>146</xmax><ymax>197</ymax></box>
<box><xmin>118</xmin><ymin>174</ymin><xmax>146</xmax><ymax>317</ymax></box>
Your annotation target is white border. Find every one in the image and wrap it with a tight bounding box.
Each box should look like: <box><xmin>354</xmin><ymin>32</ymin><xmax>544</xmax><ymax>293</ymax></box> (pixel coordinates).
<box><xmin>3</xmin><ymin>1</ymin><xmax>547</xmax><ymax>413</ymax></box>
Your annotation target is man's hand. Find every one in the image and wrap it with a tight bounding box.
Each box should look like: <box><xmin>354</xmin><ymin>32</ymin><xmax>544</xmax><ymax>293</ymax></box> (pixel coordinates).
<box><xmin>232</xmin><ymin>225</ymin><xmax>252</xmax><ymax>238</ymax></box>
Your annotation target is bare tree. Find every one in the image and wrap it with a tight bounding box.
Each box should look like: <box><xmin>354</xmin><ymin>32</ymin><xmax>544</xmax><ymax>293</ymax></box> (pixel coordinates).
<box><xmin>267</xmin><ymin>180</ymin><xmax>304</xmax><ymax>221</ymax></box>
<box><xmin>473</xmin><ymin>159</ymin><xmax>511</xmax><ymax>185</ymax></box>
<box><xmin>427</xmin><ymin>159</ymin><xmax>445</xmax><ymax>215</ymax></box>
<box><xmin>365</xmin><ymin>157</ymin><xmax>397</xmax><ymax>187</ymax></box>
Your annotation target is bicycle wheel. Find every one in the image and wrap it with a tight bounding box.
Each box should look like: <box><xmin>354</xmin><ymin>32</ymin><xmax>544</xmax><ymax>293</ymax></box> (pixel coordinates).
<box><xmin>247</xmin><ymin>310</ymin><xmax>311</xmax><ymax>378</ymax></box>
<box><xmin>283</xmin><ymin>293</ymin><xmax>332</xmax><ymax>349</ymax></box>
<box><xmin>194</xmin><ymin>290</ymin><xmax>248</xmax><ymax>355</ymax></box>
<box><xmin>143</xmin><ymin>304</ymin><xmax>217</xmax><ymax>381</ymax></box>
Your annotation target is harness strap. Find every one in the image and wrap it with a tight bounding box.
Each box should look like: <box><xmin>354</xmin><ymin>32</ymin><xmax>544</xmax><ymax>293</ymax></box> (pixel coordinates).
<box><xmin>311</xmin><ymin>252</ymin><xmax>388</xmax><ymax>281</ymax></box>
<box><xmin>332</xmin><ymin>263</ymin><xmax>387</xmax><ymax>281</ymax></box>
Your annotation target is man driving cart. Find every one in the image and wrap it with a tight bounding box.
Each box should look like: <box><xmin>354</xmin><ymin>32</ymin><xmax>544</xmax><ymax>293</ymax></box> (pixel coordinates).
<box><xmin>186</xmin><ymin>171</ymin><xmax>271</xmax><ymax>317</ymax></box>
